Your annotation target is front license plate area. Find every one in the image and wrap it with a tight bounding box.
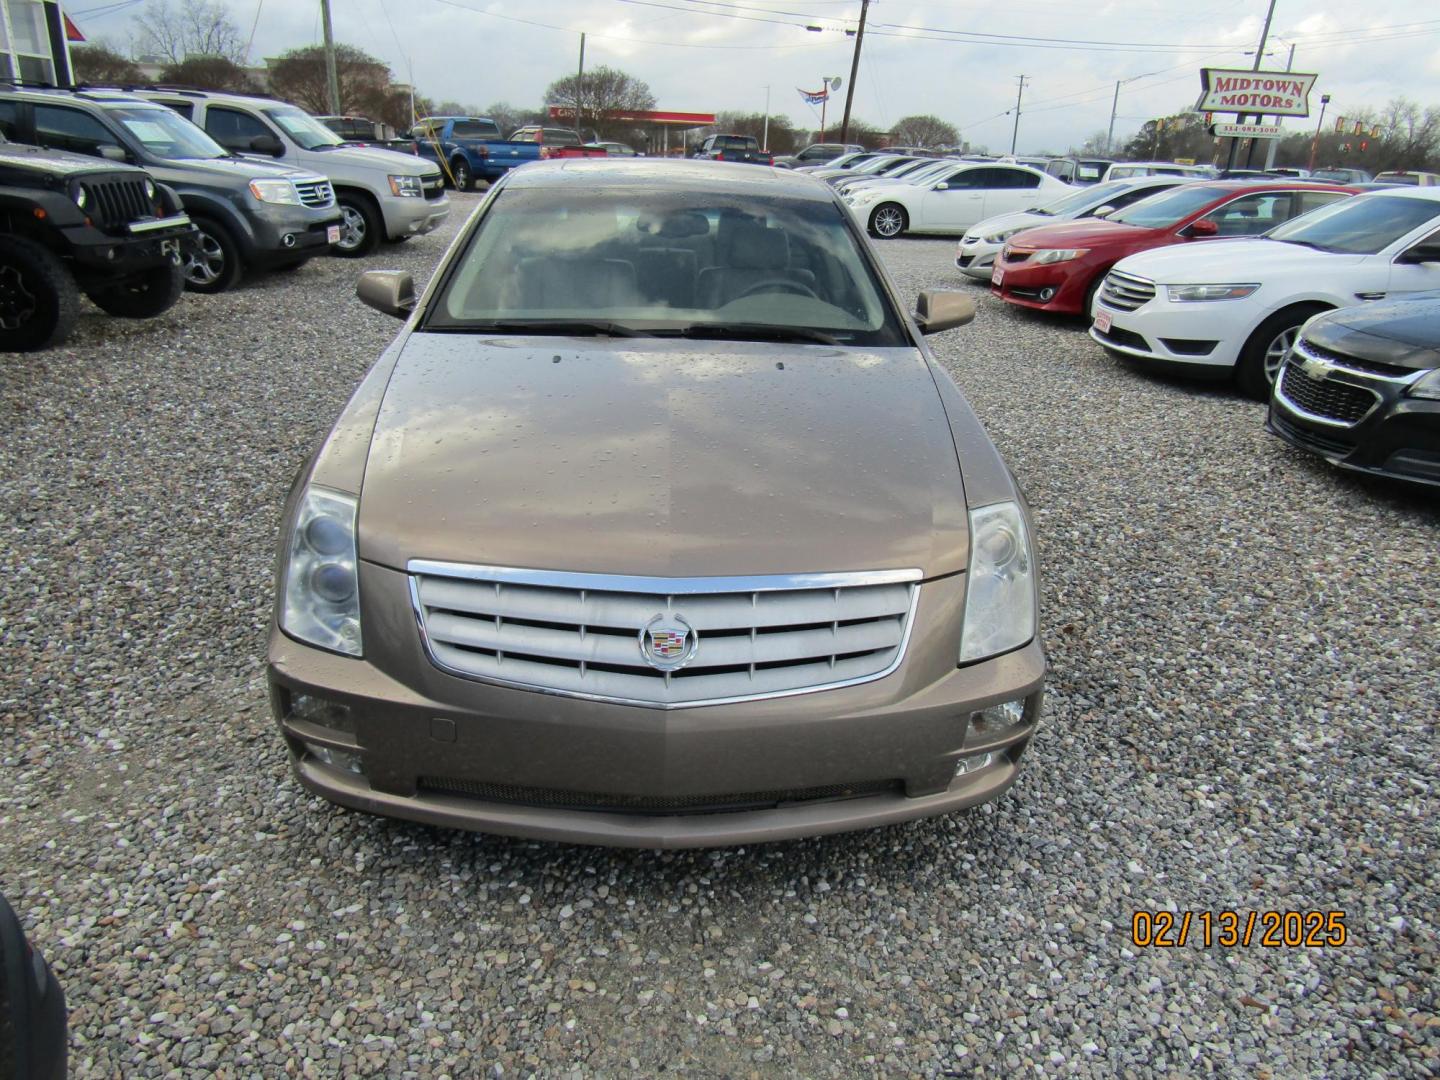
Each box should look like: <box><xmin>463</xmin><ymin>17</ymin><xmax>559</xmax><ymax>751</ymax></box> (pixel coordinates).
<box><xmin>327</xmin><ymin>224</ymin><xmax>342</xmax><ymax>244</ymax></box>
<box><xmin>991</xmin><ymin>268</ymin><xmax>1004</xmax><ymax>287</ymax></box>
<box><xmin>1093</xmin><ymin>309</ymin><xmax>1113</xmax><ymax>333</ymax></box>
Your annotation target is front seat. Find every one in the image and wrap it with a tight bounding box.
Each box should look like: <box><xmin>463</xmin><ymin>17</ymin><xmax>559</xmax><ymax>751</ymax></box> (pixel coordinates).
<box><xmin>696</xmin><ymin>222</ymin><xmax>814</xmax><ymax>308</ymax></box>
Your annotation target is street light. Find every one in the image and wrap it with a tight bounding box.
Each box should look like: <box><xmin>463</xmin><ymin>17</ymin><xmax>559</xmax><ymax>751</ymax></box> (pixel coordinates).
<box><xmin>1308</xmin><ymin>93</ymin><xmax>1331</xmax><ymax>172</ymax></box>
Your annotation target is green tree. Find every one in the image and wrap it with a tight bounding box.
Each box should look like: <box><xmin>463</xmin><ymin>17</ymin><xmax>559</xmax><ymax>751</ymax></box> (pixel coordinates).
<box><xmin>70</xmin><ymin>43</ymin><xmax>147</xmax><ymax>87</ymax></box>
<box><xmin>890</xmin><ymin>114</ymin><xmax>959</xmax><ymax>148</ymax></box>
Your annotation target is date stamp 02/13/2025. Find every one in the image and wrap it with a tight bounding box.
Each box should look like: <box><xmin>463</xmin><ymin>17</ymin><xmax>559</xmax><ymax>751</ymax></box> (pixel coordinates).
<box><xmin>1130</xmin><ymin>910</ymin><xmax>1349</xmax><ymax>948</ymax></box>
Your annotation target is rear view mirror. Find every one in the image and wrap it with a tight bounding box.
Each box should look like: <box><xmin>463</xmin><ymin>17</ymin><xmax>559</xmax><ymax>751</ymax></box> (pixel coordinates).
<box><xmin>1190</xmin><ymin>218</ymin><xmax>1220</xmax><ymax>237</ymax></box>
<box><xmin>1090</xmin><ymin>205</ymin><xmax>1116</xmax><ymax>219</ymax></box>
<box><xmin>250</xmin><ymin>134</ymin><xmax>285</xmax><ymax>157</ymax></box>
<box><xmin>914</xmin><ymin>290</ymin><xmax>976</xmax><ymax>334</ymax></box>
<box><xmin>357</xmin><ymin>270</ymin><xmax>416</xmax><ymax>319</ymax></box>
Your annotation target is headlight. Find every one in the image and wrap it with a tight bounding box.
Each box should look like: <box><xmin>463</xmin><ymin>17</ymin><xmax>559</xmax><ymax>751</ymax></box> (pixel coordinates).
<box><xmin>1409</xmin><ymin>369</ymin><xmax>1440</xmax><ymax>400</ymax></box>
<box><xmin>74</xmin><ymin>185</ymin><xmax>88</xmax><ymax>210</ymax></box>
<box><xmin>144</xmin><ymin>178</ymin><xmax>157</xmax><ymax>200</ymax></box>
<box><xmin>249</xmin><ymin>178</ymin><xmax>300</xmax><ymax>204</ymax></box>
<box><xmin>281</xmin><ymin>487</ymin><xmax>362</xmax><ymax>656</ymax></box>
<box><xmin>1031</xmin><ymin>248</ymin><xmax>1088</xmax><ymax>265</ymax></box>
<box><xmin>388</xmin><ymin>173</ymin><xmax>423</xmax><ymax>197</ymax></box>
<box><xmin>959</xmin><ymin>501</ymin><xmax>1036</xmax><ymax>665</ymax></box>
<box><xmin>984</xmin><ymin>229</ymin><xmax>1018</xmax><ymax>244</ymax></box>
<box><xmin>1165</xmin><ymin>283</ymin><xmax>1260</xmax><ymax>302</ymax></box>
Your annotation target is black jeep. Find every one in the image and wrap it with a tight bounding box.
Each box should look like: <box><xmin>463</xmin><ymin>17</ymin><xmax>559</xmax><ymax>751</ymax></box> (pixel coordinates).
<box><xmin>0</xmin><ymin>135</ymin><xmax>191</xmax><ymax>351</ymax></box>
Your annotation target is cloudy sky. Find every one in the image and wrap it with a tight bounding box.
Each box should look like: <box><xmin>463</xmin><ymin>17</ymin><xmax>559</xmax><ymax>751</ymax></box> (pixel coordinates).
<box><xmin>72</xmin><ymin>0</ymin><xmax>1440</xmax><ymax>152</ymax></box>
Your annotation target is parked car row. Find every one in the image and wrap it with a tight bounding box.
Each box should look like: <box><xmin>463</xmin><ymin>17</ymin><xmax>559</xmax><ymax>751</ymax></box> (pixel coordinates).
<box><xmin>410</xmin><ymin>117</ymin><xmax>607</xmax><ymax>191</ymax></box>
<box><xmin>936</xmin><ymin>174</ymin><xmax>1440</xmax><ymax>488</ymax></box>
<box><xmin>0</xmin><ymin>84</ymin><xmax>449</xmax><ymax>349</ymax></box>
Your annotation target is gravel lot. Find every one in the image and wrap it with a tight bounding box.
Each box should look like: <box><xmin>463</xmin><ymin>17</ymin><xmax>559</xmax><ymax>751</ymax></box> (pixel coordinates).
<box><xmin>2</xmin><ymin>194</ymin><xmax>1437</xmax><ymax>1078</ymax></box>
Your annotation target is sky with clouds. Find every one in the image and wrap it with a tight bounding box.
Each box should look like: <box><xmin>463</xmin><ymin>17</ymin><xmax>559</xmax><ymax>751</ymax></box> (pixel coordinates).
<box><xmin>72</xmin><ymin>0</ymin><xmax>1440</xmax><ymax>152</ymax></box>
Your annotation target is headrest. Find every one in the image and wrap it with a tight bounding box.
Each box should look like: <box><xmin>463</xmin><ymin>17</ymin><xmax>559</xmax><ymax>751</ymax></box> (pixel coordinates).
<box><xmin>637</xmin><ymin>211</ymin><xmax>711</xmax><ymax>239</ymax></box>
<box><xmin>726</xmin><ymin>222</ymin><xmax>789</xmax><ymax>270</ymax></box>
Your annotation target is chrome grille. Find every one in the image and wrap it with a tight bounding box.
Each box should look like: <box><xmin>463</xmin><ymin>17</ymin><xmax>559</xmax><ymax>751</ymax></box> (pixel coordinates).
<box><xmin>1100</xmin><ymin>270</ymin><xmax>1157</xmax><ymax>312</ymax></box>
<box><xmin>422</xmin><ymin>174</ymin><xmax>445</xmax><ymax>200</ymax></box>
<box><xmin>409</xmin><ymin>563</ymin><xmax>920</xmax><ymax>708</ymax></box>
<box><xmin>294</xmin><ymin>180</ymin><xmax>335</xmax><ymax>208</ymax></box>
<box><xmin>1277</xmin><ymin>362</ymin><xmax>1380</xmax><ymax>426</ymax></box>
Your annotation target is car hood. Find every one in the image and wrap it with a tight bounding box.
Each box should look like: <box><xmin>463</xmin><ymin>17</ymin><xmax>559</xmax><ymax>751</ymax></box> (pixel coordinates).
<box><xmin>164</xmin><ymin>155</ymin><xmax>321</xmax><ymax>181</ymax></box>
<box><xmin>1305</xmin><ymin>291</ymin><xmax>1440</xmax><ymax>370</ymax></box>
<box><xmin>1006</xmin><ymin>219</ymin><xmax>1160</xmax><ymax>250</ymax></box>
<box><xmin>0</xmin><ymin>143</ymin><xmax>144</xmax><ymax>179</ymax></box>
<box><xmin>358</xmin><ymin>335</ymin><xmax>970</xmax><ymax>578</ymax></box>
<box><xmin>966</xmin><ymin>209</ymin><xmax>1048</xmax><ymax>239</ymax></box>
<box><xmin>1114</xmin><ymin>238</ymin><xmax>1366</xmax><ymax>283</ymax></box>
<box><xmin>309</xmin><ymin>143</ymin><xmax>440</xmax><ymax>176</ymax></box>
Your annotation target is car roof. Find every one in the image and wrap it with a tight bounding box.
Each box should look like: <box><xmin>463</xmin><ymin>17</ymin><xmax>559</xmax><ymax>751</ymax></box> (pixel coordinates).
<box><xmin>504</xmin><ymin>158</ymin><xmax>841</xmax><ymax>200</ymax></box>
<box><xmin>0</xmin><ymin>85</ymin><xmax>176</xmax><ymax>111</ymax></box>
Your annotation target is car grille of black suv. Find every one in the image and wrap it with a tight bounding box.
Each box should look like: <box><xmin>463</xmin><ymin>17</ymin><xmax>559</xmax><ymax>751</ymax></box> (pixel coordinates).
<box><xmin>80</xmin><ymin>176</ymin><xmax>154</xmax><ymax>231</ymax></box>
<box><xmin>1099</xmin><ymin>270</ymin><xmax>1156</xmax><ymax>311</ymax></box>
<box><xmin>1277</xmin><ymin>361</ymin><xmax>1379</xmax><ymax>425</ymax></box>
<box><xmin>294</xmin><ymin>180</ymin><xmax>335</xmax><ymax>208</ymax></box>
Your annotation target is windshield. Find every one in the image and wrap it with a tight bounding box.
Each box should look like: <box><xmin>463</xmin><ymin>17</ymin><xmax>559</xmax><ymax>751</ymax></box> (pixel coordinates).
<box><xmin>1036</xmin><ymin>180</ymin><xmax>1132</xmax><ymax>216</ymax></box>
<box><xmin>1266</xmin><ymin>194</ymin><xmax>1440</xmax><ymax>254</ymax></box>
<box><xmin>887</xmin><ymin>159</ymin><xmax>936</xmax><ymax>179</ymax></box>
<box><xmin>1110</xmin><ymin>183</ymin><xmax>1227</xmax><ymax>228</ymax></box>
<box><xmin>427</xmin><ymin>189</ymin><xmax>908</xmax><ymax>346</ymax></box>
<box><xmin>262</xmin><ymin>106</ymin><xmax>343</xmax><ymax>150</ymax></box>
<box><xmin>105</xmin><ymin>105</ymin><xmax>228</xmax><ymax>160</ymax></box>
<box><xmin>897</xmin><ymin>161</ymin><xmax>953</xmax><ymax>185</ymax></box>
<box><xmin>850</xmin><ymin>155</ymin><xmax>902</xmax><ymax>175</ymax></box>
<box><xmin>1376</xmin><ymin>173</ymin><xmax>1421</xmax><ymax>186</ymax></box>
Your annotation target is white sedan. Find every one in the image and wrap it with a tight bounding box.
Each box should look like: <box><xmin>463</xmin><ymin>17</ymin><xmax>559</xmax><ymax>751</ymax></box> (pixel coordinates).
<box><xmin>845</xmin><ymin>163</ymin><xmax>1071</xmax><ymax>238</ymax></box>
<box><xmin>1089</xmin><ymin>187</ymin><xmax>1440</xmax><ymax>397</ymax></box>
<box><xmin>955</xmin><ymin>176</ymin><xmax>1192</xmax><ymax>281</ymax></box>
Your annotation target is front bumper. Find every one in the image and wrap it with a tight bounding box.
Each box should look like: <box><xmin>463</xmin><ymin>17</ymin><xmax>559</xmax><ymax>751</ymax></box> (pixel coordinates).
<box><xmin>380</xmin><ymin>190</ymin><xmax>451</xmax><ymax>239</ymax></box>
<box><xmin>1088</xmin><ymin>290</ymin><xmax>1255</xmax><ymax>373</ymax></box>
<box><xmin>989</xmin><ymin>257</ymin><xmax>1094</xmax><ymax>314</ymax></box>
<box><xmin>1268</xmin><ymin>364</ymin><xmax>1440</xmax><ymax>487</ymax></box>
<box><xmin>245</xmin><ymin>203</ymin><xmax>344</xmax><ymax>264</ymax></box>
<box><xmin>956</xmin><ymin>240</ymin><xmax>1001</xmax><ymax>280</ymax></box>
<box><xmin>269</xmin><ymin>564</ymin><xmax>1046</xmax><ymax>848</ymax></box>
<box><xmin>64</xmin><ymin>217</ymin><xmax>192</xmax><ymax>275</ymax></box>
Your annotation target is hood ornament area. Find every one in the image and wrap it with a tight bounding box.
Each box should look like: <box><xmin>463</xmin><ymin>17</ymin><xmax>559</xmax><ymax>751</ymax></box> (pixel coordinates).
<box><xmin>640</xmin><ymin>613</ymin><xmax>698</xmax><ymax>671</ymax></box>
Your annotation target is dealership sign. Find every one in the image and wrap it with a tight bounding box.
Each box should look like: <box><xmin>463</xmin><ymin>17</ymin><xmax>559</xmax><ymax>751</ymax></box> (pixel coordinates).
<box><xmin>1197</xmin><ymin>69</ymin><xmax>1318</xmax><ymax>117</ymax></box>
<box><xmin>1211</xmin><ymin>122</ymin><xmax>1283</xmax><ymax>139</ymax></box>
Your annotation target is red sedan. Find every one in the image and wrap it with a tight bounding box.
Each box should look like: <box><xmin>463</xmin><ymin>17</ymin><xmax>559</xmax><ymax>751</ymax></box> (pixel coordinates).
<box><xmin>989</xmin><ymin>180</ymin><xmax>1359</xmax><ymax>316</ymax></box>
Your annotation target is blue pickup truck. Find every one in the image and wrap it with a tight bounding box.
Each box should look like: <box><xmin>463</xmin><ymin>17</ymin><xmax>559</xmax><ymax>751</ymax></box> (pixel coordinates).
<box><xmin>410</xmin><ymin>117</ymin><xmax>604</xmax><ymax>191</ymax></box>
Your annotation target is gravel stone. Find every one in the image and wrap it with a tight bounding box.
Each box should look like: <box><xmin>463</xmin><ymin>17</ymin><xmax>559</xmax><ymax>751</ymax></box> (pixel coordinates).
<box><xmin>1</xmin><ymin>209</ymin><xmax>1437</xmax><ymax>1077</ymax></box>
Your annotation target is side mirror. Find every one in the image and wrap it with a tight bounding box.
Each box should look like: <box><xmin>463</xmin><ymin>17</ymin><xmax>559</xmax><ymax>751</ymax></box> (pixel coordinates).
<box><xmin>98</xmin><ymin>144</ymin><xmax>127</xmax><ymax>162</ymax></box>
<box><xmin>1090</xmin><ymin>205</ymin><xmax>1116</xmax><ymax>219</ymax></box>
<box><xmin>914</xmin><ymin>290</ymin><xmax>976</xmax><ymax>334</ymax></box>
<box><xmin>357</xmin><ymin>270</ymin><xmax>416</xmax><ymax>319</ymax></box>
<box><xmin>250</xmin><ymin>134</ymin><xmax>285</xmax><ymax>157</ymax></box>
<box><xmin>1189</xmin><ymin>218</ymin><xmax>1220</xmax><ymax>237</ymax></box>
<box><xmin>932</xmin><ymin>181</ymin><xmax>949</xmax><ymax>191</ymax></box>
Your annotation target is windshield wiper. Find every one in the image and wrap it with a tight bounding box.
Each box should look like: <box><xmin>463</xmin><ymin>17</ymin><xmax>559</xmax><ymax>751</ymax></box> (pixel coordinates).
<box><xmin>661</xmin><ymin>323</ymin><xmax>840</xmax><ymax>345</ymax></box>
<box><xmin>465</xmin><ymin>319</ymin><xmax>647</xmax><ymax>338</ymax></box>
<box><xmin>1273</xmin><ymin>238</ymin><xmax>1334</xmax><ymax>252</ymax></box>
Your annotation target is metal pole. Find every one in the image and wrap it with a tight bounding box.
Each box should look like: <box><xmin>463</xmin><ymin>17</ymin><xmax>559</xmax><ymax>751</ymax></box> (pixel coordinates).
<box><xmin>1308</xmin><ymin>95</ymin><xmax>1329</xmax><ymax>172</ymax></box>
<box><xmin>1010</xmin><ymin>75</ymin><xmax>1026</xmax><ymax>154</ymax></box>
<box><xmin>762</xmin><ymin>85</ymin><xmax>770</xmax><ymax>151</ymax></box>
<box><xmin>320</xmin><ymin>0</ymin><xmax>341</xmax><ymax>115</ymax></box>
<box><xmin>1262</xmin><ymin>42</ymin><xmax>1295</xmax><ymax>170</ymax></box>
<box><xmin>575</xmin><ymin>33</ymin><xmax>586</xmax><ymax>141</ymax></box>
<box><xmin>1226</xmin><ymin>0</ymin><xmax>1279</xmax><ymax>171</ymax></box>
<box><xmin>820</xmin><ymin>87</ymin><xmax>827</xmax><ymax>142</ymax></box>
<box><xmin>1107</xmin><ymin>80</ymin><xmax>1121</xmax><ymax>155</ymax></box>
<box><xmin>839</xmin><ymin>0</ymin><xmax>869</xmax><ymax>145</ymax></box>
<box><xmin>1242</xmin><ymin>0</ymin><xmax>1279</xmax><ymax>168</ymax></box>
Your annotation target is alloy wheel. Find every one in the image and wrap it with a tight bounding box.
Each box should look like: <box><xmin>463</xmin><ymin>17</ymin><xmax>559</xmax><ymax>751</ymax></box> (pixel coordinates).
<box><xmin>873</xmin><ymin>206</ymin><xmax>904</xmax><ymax>237</ymax></box>
<box><xmin>0</xmin><ymin>265</ymin><xmax>37</xmax><ymax>330</ymax></box>
<box><xmin>336</xmin><ymin>205</ymin><xmax>367</xmax><ymax>252</ymax></box>
<box><xmin>1263</xmin><ymin>326</ymin><xmax>1299</xmax><ymax>385</ymax></box>
<box><xmin>184</xmin><ymin>231</ymin><xmax>225</xmax><ymax>287</ymax></box>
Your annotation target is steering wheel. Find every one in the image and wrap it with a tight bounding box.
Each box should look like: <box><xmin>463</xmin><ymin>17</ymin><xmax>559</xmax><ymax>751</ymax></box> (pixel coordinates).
<box><xmin>735</xmin><ymin>278</ymin><xmax>819</xmax><ymax>300</ymax></box>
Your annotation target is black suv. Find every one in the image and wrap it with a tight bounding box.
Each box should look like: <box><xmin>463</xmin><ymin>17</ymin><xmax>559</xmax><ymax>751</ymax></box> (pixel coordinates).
<box><xmin>0</xmin><ymin>86</ymin><xmax>341</xmax><ymax>293</ymax></box>
<box><xmin>0</xmin><ymin>135</ymin><xmax>191</xmax><ymax>350</ymax></box>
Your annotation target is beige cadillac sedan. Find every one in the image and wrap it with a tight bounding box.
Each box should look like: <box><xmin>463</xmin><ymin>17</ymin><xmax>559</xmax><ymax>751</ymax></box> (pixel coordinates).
<box><xmin>269</xmin><ymin>159</ymin><xmax>1045</xmax><ymax>848</ymax></box>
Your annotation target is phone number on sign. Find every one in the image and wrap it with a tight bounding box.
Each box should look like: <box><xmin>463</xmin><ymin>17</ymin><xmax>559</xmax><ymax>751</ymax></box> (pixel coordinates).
<box><xmin>1131</xmin><ymin>910</ymin><xmax>1348</xmax><ymax>948</ymax></box>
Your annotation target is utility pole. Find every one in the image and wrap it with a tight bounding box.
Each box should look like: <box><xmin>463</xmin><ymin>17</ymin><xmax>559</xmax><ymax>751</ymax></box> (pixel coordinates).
<box><xmin>839</xmin><ymin>0</ymin><xmax>870</xmax><ymax>145</ymax></box>
<box><xmin>1307</xmin><ymin>93</ymin><xmax>1330</xmax><ymax>172</ymax></box>
<box><xmin>1106</xmin><ymin>80</ymin><xmax>1121</xmax><ymax>155</ymax></box>
<box><xmin>1262</xmin><ymin>41</ymin><xmax>1296</xmax><ymax>170</ymax></box>
<box><xmin>575</xmin><ymin>33</ymin><xmax>586</xmax><ymax>141</ymax></box>
<box><xmin>1226</xmin><ymin>0</ymin><xmax>1278</xmax><ymax>172</ymax></box>
<box><xmin>320</xmin><ymin>0</ymin><xmax>341</xmax><ymax>115</ymax></box>
<box><xmin>1009</xmin><ymin>75</ymin><xmax>1027</xmax><ymax>155</ymax></box>
<box><xmin>762</xmin><ymin>85</ymin><xmax>771</xmax><ymax>151</ymax></box>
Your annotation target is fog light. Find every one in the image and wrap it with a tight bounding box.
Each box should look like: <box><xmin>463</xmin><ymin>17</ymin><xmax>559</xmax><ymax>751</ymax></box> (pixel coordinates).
<box><xmin>304</xmin><ymin>741</ymin><xmax>364</xmax><ymax>775</ymax></box>
<box><xmin>1038</xmin><ymin>287</ymin><xmax>1055</xmax><ymax>301</ymax></box>
<box><xmin>955</xmin><ymin>751</ymin><xmax>998</xmax><ymax>776</ymax></box>
<box><xmin>282</xmin><ymin>233</ymin><xmax>297</xmax><ymax>248</ymax></box>
<box><xmin>972</xmin><ymin>698</ymin><xmax>1025</xmax><ymax>734</ymax></box>
<box><xmin>288</xmin><ymin>691</ymin><xmax>355</xmax><ymax>733</ymax></box>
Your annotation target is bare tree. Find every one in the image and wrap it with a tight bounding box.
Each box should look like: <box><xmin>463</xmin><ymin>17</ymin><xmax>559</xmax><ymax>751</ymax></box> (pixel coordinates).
<box><xmin>544</xmin><ymin>66</ymin><xmax>655</xmax><ymax>139</ymax></box>
<box><xmin>70</xmin><ymin>43</ymin><xmax>147</xmax><ymax>87</ymax></box>
<box><xmin>268</xmin><ymin>44</ymin><xmax>392</xmax><ymax>116</ymax></box>
<box><xmin>133</xmin><ymin>0</ymin><xmax>247</xmax><ymax>65</ymax></box>
<box><xmin>702</xmin><ymin>111</ymin><xmax>801</xmax><ymax>154</ymax></box>
<box><xmin>890</xmin><ymin>114</ymin><xmax>959</xmax><ymax>148</ymax></box>
<box><xmin>159</xmin><ymin>55</ymin><xmax>257</xmax><ymax>93</ymax></box>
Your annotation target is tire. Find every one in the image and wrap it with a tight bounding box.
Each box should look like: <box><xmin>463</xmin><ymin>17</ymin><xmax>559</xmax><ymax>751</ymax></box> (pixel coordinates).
<box><xmin>869</xmin><ymin>203</ymin><xmax>907</xmax><ymax>239</ymax></box>
<box><xmin>86</xmin><ymin>262</ymin><xmax>185</xmax><ymax>318</ymax></box>
<box><xmin>0</xmin><ymin>235</ymin><xmax>80</xmax><ymax>351</ymax></box>
<box><xmin>333</xmin><ymin>192</ymin><xmax>382</xmax><ymax>257</ymax></box>
<box><xmin>183</xmin><ymin>218</ymin><xmax>243</xmax><ymax>294</ymax></box>
<box><xmin>1082</xmin><ymin>277</ymin><xmax>1103</xmax><ymax>321</ymax></box>
<box><xmin>450</xmin><ymin>157</ymin><xmax>473</xmax><ymax>192</ymax></box>
<box><xmin>1236</xmin><ymin>304</ymin><xmax>1328</xmax><ymax>401</ymax></box>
